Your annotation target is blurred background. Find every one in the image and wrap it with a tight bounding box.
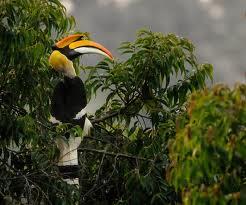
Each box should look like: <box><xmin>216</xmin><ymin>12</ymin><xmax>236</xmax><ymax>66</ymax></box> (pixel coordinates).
<box><xmin>61</xmin><ymin>0</ymin><xmax>245</xmax><ymax>84</ymax></box>
<box><xmin>60</xmin><ymin>0</ymin><xmax>245</xmax><ymax>111</ymax></box>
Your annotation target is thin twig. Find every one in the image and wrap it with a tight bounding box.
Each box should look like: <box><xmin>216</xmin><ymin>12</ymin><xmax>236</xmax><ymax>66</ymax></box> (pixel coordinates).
<box><xmin>82</xmin><ymin>146</ymin><xmax>108</xmax><ymax>197</ymax></box>
<box><xmin>91</xmin><ymin>110</ymin><xmax>122</xmax><ymax>124</ymax></box>
<box><xmin>78</xmin><ymin>147</ymin><xmax>154</xmax><ymax>162</ymax></box>
<box><xmin>82</xmin><ymin>154</ymin><xmax>118</xmax><ymax>199</ymax></box>
<box><xmin>95</xmin><ymin>147</ymin><xmax>107</xmax><ymax>182</ymax></box>
<box><xmin>91</xmin><ymin>95</ymin><xmax>140</xmax><ymax>124</ymax></box>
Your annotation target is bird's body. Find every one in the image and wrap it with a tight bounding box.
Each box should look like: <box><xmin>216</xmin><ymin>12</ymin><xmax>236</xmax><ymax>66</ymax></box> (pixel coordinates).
<box><xmin>48</xmin><ymin>33</ymin><xmax>113</xmax><ymax>175</ymax></box>
<box><xmin>50</xmin><ymin>76</ymin><xmax>92</xmax><ymax>166</ymax></box>
<box><xmin>50</xmin><ymin>76</ymin><xmax>87</xmax><ymax>127</ymax></box>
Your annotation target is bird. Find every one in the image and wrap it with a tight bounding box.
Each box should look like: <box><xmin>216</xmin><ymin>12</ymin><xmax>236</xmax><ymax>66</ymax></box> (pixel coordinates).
<box><xmin>48</xmin><ymin>34</ymin><xmax>113</xmax><ymax>172</ymax></box>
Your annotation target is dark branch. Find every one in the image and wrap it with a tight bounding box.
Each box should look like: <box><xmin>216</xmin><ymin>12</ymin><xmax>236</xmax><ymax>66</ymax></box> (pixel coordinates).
<box><xmin>91</xmin><ymin>95</ymin><xmax>141</xmax><ymax>124</ymax></box>
<box><xmin>78</xmin><ymin>147</ymin><xmax>154</xmax><ymax>162</ymax></box>
<box><xmin>91</xmin><ymin>110</ymin><xmax>122</xmax><ymax>124</ymax></box>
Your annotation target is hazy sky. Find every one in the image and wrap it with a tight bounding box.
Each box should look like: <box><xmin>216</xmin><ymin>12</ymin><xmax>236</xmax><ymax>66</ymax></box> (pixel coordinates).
<box><xmin>61</xmin><ymin>0</ymin><xmax>246</xmax><ymax>85</ymax></box>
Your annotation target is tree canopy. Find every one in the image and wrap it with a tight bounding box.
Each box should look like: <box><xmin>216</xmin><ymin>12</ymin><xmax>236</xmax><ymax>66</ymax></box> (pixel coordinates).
<box><xmin>1</xmin><ymin>0</ymin><xmax>79</xmax><ymax>204</ymax></box>
<box><xmin>81</xmin><ymin>29</ymin><xmax>212</xmax><ymax>204</ymax></box>
<box><xmin>0</xmin><ymin>0</ymin><xmax>245</xmax><ymax>205</ymax></box>
<box><xmin>169</xmin><ymin>84</ymin><xmax>246</xmax><ymax>205</ymax></box>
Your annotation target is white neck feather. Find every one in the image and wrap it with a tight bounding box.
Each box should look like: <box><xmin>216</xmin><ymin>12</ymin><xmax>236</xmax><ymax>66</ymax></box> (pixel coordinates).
<box><xmin>64</xmin><ymin>60</ymin><xmax>76</xmax><ymax>78</ymax></box>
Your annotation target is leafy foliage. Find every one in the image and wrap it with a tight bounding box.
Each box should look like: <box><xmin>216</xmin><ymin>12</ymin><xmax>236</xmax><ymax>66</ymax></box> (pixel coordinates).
<box><xmin>81</xmin><ymin>29</ymin><xmax>213</xmax><ymax>204</ymax></box>
<box><xmin>0</xmin><ymin>0</ymin><xmax>215</xmax><ymax>204</ymax></box>
<box><xmin>169</xmin><ymin>84</ymin><xmax>246</xmax><ymax>205</ymax></box>
<box><xmin>0</xmin><ymin>0</ymin><xmax>80</xmax><ymax>204</ymax></box>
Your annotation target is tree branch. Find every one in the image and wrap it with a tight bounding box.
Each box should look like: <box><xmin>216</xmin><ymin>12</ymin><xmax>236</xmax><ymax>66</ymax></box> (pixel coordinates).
<box><xmin>91</xmin><ymin>95</ymin><xmax>140</xmax><ymax>124</ymax></box>
<box><xmin>91</xmin><ymin>110</ymin><xmax>122</xmax><ymax>124</ymax></box>
<box><xmin>78</xmin><ymin>147</ymin><xmax>154</xmax><ymax>162</ymax></box>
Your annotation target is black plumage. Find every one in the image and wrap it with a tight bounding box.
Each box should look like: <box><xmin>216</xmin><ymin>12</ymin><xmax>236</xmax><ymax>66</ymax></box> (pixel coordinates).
<box><xmin>51</xmin><ymin>76</ymin><xmax>87</xmax><ymax>127</ymax></box>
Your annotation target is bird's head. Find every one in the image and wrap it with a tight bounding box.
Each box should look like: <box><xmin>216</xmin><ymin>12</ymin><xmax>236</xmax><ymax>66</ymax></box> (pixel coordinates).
<box><xmin>49</xmin><ymin>34</ymin><xmax>113</xmax><ymax>77</ymax></box>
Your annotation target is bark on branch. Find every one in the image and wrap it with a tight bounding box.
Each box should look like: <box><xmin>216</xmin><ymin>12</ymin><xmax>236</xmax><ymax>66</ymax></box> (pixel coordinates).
<box><xmin>78</xmin><ymin>147</ymin><xmax>154</xmax><ymax>162</ymax></box>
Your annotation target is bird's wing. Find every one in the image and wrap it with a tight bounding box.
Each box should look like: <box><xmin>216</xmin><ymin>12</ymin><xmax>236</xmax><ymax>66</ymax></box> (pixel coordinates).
<box><xmin>63</xmin><ymin>76</ymin><xmax>87</xmax><ymax>120</ymax></box>
<box><xmin>51</xmin><ymin>81</ymin><xmax>66</xmax><ymax>122</ymax></box>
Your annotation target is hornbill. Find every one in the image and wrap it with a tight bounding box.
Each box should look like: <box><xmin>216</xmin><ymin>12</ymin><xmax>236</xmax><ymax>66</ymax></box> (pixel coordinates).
<box><xmin>49</xmin><ymin>34</ymin><xmax>113</xmax><ymax>170</ymax></box>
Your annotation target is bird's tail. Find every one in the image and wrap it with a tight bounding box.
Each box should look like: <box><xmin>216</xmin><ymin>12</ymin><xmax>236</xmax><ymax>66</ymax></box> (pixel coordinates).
<box><xmin>56</xmin><ymin>136</ymin><xmax>81</xmax><ymax>166</ymax></box>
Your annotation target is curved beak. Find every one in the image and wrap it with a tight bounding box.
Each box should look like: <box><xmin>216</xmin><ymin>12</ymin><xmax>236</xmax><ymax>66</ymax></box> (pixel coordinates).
<box><xmin>69</xmin><ymin>40</ymin><xmax>113</xmax><ymax>60</ymax></box>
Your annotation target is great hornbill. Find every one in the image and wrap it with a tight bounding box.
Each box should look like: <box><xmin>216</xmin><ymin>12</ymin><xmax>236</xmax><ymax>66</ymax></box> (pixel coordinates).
<box><xmin>49</xmin><ymin>34</ymin><xmax>113</xmax><ymax>169</ymax></box>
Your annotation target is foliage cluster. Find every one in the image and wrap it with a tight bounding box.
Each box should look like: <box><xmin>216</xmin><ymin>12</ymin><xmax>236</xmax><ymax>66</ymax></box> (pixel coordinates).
<box><xmin>169</xmin><ymin>84</ymin><xmax>246</xmax><ymax>205</ymax></box>
<box><xmin>0</xmin><ymin>0</ymin><xmax>79</xmax><ymax>204</ymax></box>
<box><xmin>81</xmin><ymin>30</ymin><xmax>212</xmax><ymax>204</ymax></box>
<box><xmin>1</xmin><ymin>0</ymin><xmax>244</xmax><ymax>205</ymax></box>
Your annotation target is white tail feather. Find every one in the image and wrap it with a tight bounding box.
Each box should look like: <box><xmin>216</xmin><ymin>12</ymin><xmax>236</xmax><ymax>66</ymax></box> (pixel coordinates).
<box><xmin>56</xmin><ymin>117</ymin><xmax>93</xmax><ymax>166</ymax></box>
<box><xmin>56</xmin><ymin>137</ymin><xmax>82</xmax><ymax>166</ymax></box>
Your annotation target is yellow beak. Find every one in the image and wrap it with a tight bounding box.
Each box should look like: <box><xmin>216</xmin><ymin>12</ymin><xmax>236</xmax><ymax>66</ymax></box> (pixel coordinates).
<box><xmin>69</xmin><ymin>40</ymin><xmax>113</xmax><ymax>60</ymax></box>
